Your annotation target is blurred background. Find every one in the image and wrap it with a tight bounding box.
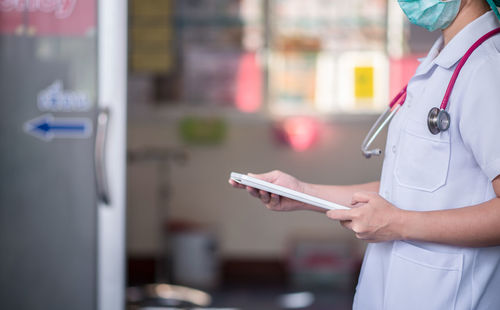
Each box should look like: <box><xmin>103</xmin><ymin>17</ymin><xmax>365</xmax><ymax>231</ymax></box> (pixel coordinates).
<box><xmin>0</xmin><ymin>0</ymin><xmax>438</xmax><ymax>309</ymax></box>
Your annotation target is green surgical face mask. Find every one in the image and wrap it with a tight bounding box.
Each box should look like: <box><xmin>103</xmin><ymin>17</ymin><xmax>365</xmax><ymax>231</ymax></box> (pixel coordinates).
<box><xmin>398</xmin><ymin>0</ymin><xmax>462</xmax><ymax>32</ymax></box>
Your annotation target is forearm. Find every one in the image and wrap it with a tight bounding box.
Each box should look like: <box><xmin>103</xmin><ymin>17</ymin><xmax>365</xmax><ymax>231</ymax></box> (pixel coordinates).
<box><xmin>301</xmin><ymin>181</ymin><xmax>380</xmax><ymax>213</ymax></box>
<box><xmin>399</xmin><ymin>198</ymin><xmax>500</xmax><ymax>247</ymax></box>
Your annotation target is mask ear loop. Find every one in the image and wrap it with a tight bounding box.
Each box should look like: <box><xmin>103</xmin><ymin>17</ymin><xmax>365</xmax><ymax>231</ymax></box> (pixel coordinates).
<box><xmin>486</xmin><ymin>0</ymin><xmax>500</xmax><ymax>21</ymax></box>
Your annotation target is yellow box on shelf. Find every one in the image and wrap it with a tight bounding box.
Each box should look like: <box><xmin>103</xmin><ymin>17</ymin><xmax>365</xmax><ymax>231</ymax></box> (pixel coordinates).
<box><xmin>131</xmin><ymin>52</ymin><xmax>173</xmax><ymax>73</ymax></box>
<box><xmin>354</xmin><ymin>66</ymin><xmax>374</xmax><ymax>100</ymax></box>
<box><xmin>131</xmin><ymin>27</ymin><xmax>173</xmax><ymax>43</ymax></box>
<box><xmin>337</xmin><ymin>51</ymin><xmax>389</xmax><ymax>113</ymax></box>
<box><xmin>131</xmin><ymin>0</ymin><xmax>172</xmax><ymax>17</ymax></box>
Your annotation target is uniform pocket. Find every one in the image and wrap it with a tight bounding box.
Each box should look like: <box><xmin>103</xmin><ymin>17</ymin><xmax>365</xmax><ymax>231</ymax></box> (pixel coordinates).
<box><xmin>384</xmin><ymin>241</ymin><xmax>463</xmax><ymax>310</ymax></box>
<box><xmin>394</xmin><ymin>120</ymin><xmax>450</xmax><ymax>192</ymax></box>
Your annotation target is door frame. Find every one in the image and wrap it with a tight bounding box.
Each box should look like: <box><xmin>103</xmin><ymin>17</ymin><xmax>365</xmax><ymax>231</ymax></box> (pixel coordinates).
<box><xmin>97</xmin><ymin>0</ymin><xmax>127</xmax><ymax>309</ymax></box>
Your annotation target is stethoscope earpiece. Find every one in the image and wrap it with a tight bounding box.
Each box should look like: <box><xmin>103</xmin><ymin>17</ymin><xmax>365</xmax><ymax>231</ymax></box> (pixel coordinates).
<box><xmin>362</xmin><ymin>148</ymin><xmax>382</xmax><ymax>159</ymax></box>
<box><xmin>427</xmin><ymin>107</ymin><xmax>450</xmax><ymax>135</ymax></box>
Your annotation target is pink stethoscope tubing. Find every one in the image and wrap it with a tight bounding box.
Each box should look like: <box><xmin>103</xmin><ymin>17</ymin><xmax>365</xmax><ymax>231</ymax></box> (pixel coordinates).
<box><xmin>362</xmin><ymin>27</ymin><xmax>500</xmax><ymax>158</ymax></box>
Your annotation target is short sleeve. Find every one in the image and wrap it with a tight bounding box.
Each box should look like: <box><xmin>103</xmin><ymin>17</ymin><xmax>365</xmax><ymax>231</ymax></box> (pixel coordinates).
<box><xmin>458</xmin><ymin>53</ymin><xmax>500</xmax><ymax>181</ymax></box>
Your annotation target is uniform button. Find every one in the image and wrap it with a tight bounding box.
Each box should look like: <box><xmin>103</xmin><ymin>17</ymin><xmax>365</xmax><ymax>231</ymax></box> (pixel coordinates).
<box><xmin>392</xmin><ymin>145</ymin><xmax>397</xmax><ymax>153</ymax></box>
<box><xmin>384</xmin><ymin>190</ymin><xmax>390</xmax><ymax>197</ymax></box>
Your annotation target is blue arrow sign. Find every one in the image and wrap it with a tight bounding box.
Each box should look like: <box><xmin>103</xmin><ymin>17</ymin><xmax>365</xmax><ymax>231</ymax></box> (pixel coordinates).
<box><xmin>24</xmin><ymin>114</ymin><xmax>93</xmax><ymax>141</ymax></box>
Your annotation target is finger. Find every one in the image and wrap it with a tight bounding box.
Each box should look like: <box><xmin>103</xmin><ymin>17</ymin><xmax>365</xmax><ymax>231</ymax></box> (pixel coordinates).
<box><xmin>351</xmin><ymin>191</ymin><xmax>375</xmax><ymax>205</ymax></box>
<box><xmin>259</xmin><ymin>190</ymin><xmax>271</xmax><ymax>204</ymax></box>
<box><xmin>355</xmin><ymin>233</ymin><xmax>375</xmax><ymax>241</ymax></box>
<box><xmin>229</xmin><ymin>179</ymin><xmax>246</xmax><ymax>189</ymax></box>
<box><xmin>248</xmin><ymin>170</ymin><xmax>281</xmax><ymax>183</ymax></box>
<box><xmin>268</xmin><ymin>193</ymin><xmax>280</xmax><ymax>207</ymax></box>
<box><xmin>326</xmin><ymin>209</ymin><xmax>354</xmax><ymax>221</ymax></box>
<box><xmin>340</xmin><ymin>220</ymin><xmax>353</xmax><ymax>230</ymax></box>
<box><xmin>246</xmin><ymin>186</ymin><xmax>260</xmax><ymax>198</ymax></box>
<box><xmin>350</xmin><ymin>202</ymin><xmax>367</xmax><ymax>208</ymax></box>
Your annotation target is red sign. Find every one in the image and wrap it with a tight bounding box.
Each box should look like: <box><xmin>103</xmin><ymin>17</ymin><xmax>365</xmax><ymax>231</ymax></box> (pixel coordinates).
<box><xmin>0</xmin><ymin>0</ymin><xmax>95</xmax><ymax>36</ymax></box>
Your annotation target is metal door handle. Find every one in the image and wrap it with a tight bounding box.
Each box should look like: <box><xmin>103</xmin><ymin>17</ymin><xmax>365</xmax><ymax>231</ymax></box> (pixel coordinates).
<box><xmin>95</xmin><ymin>108</ymin><xmax>111</xmax><ymax>205</ymax></box>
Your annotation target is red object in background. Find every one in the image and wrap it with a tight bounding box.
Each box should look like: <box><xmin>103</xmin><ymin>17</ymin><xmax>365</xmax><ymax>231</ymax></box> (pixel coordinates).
<box><xmin>0</xmin><ymin>1</ymin><xmax>22</xmax><ymax>33</ymax></box>
<box><xmin>274</xmin><ymin>117</ymin><xmax>320</xmax><ymax>152</ymax></box>
<box><xmin>0</xmin><ymin>0</ymin><xmax>95</xmax><ymax>35</ymax></box>
<box><xmin>235</xmin><ymin>52</ymin><xmax>262</xmax><ymax>113</ymax></box>
<box><xmin>389</xmin><ymin>56</ymin><xmax>422</xmax><ymax>99</ymax></box>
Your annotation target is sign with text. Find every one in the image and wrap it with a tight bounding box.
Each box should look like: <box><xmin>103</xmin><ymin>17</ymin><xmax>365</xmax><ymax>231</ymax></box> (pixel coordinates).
<box><xmin>0</xmin><ymin>0</ymin><xmax>96</xmax><ymax>36</ymax></box>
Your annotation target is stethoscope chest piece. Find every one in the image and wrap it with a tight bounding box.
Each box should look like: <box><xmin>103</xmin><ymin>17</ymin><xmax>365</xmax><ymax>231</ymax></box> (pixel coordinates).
<box><xmin>427</xmin><ymin>107</ymin><xmax>450</xmax><ymax>135</ymax></box>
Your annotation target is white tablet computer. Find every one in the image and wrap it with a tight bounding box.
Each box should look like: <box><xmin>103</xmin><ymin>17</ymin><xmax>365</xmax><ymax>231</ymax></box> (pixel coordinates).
<box><xmin>230</xmin><ymin>172</ymin><xmax>349</xmax><ymax>210</ymax></box>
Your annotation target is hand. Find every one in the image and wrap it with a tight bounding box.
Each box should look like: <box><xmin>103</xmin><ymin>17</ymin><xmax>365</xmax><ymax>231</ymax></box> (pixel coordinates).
<box><xmin>326</xmin><ymin>192</ymin><xmax>405</xmax><ymax>243</ymax></box>
<box><xmin>228</xmin><ymin>170</ymin><xmax>306</xmax><ymax>211</ymax></box>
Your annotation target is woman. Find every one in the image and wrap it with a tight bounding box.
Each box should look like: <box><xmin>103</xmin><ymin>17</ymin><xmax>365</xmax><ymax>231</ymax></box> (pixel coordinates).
<box><xmin>230</xmin><ymin>0</ymin><xmax>500</xmax><ymax>309</ymax></box>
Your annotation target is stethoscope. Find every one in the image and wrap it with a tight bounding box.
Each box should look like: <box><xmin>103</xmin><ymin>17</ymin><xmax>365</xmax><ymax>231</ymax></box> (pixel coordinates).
<box><xmin>362</xmin><ymin>27</ymin><xmax>500</xmax><ymax>158</ymax></box>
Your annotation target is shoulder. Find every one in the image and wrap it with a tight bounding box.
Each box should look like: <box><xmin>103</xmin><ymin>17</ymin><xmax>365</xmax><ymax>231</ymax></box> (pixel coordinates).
<box><xmin>467</xmin><ymin>37</ymin><xmax>500</xmax><ymax>74</ymax></box>
<box><xmin>457</xmin><ymin>40</ymin><xmax>500</xmax><ymax>94</ymax></box>
<box><xmin>453</xmin><ymin>39</ymin><xmax>500</xmax><ymax>122</ymax></box>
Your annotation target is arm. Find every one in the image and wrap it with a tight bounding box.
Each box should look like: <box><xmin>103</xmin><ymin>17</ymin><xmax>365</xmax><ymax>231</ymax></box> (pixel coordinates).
<box><xmin>303</xmin><ymin>181</ymin><xmax>380</xmax><ymax>212</ymax></box>
<box><xmin>327</xmin><ymin>176</ymin><xmax>500</xmax><ymax>247</ymax></box>
<box><xmin>229</xmin><ymin>170</ymin><xmax>379</xmax><ymax>213</ymax></box>
<box><xmin>400</xmin><ymin>176</ymin><xmax>500</xmax><ymax>247</ymax></box>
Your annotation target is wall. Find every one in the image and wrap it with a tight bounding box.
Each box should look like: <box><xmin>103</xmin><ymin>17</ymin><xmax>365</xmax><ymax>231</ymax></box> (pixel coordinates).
<box><xmin>126</xmin><ymin>105</ymin><xmax>386</xmax><ymax>259</ymax></box>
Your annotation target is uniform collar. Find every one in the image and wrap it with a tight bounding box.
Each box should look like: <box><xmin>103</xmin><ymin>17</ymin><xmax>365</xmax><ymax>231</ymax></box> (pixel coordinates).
<box><xmin>415</xmin><ymin>10</ymin><xmax>500</xmax><ymax>76</ymax></box>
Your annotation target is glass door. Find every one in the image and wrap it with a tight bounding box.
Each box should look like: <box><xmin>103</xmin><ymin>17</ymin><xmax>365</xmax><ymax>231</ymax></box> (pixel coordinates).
<box><xmin>0</xmin><ymin>1</ymin><xmax>127</xmax><ymax>309</ymax></box>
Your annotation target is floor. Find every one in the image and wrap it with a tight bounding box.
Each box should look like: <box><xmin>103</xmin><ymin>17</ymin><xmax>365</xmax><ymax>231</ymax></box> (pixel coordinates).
<box><xmin>129</xmin><ymin>286</ymin><xmax>354</xmax><ymax>310</ymax></box>
<box><xmin>210</xmin><ymin>287</ymin><xmax>354</xmax><ymax>310</ymax></box>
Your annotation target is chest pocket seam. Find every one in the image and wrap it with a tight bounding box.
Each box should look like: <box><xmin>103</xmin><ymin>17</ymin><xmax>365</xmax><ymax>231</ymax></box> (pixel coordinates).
<box><xmin>394</xmin><ymin>121</ymin><xmax>451</xmax><ymax>193</ymax></box>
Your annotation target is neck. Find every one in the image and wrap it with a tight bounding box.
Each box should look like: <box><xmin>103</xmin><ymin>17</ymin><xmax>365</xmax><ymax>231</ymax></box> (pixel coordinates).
<box><xmin>442</xmin><ymin>0</ymin><xmax>490</xmax><ymax>45</ymax></box>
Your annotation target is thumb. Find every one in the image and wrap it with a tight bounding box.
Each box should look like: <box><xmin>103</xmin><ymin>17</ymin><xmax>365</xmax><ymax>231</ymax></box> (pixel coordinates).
<box><xmin>248</xmin><ymin>170</ymin><xmax>280</xmax><ymax>183</ymax></box>
<box><xmin>351</xmin><ymin>191</ymin><xmax>374</xmax><ymax>205</ymax></box>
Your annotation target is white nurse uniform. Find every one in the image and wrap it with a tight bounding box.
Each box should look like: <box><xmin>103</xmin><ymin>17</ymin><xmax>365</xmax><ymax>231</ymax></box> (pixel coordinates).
<box><xmin>353</xmin><ymin>10</ymin><xmax>500</xmax><ymax>310</ymax></box>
